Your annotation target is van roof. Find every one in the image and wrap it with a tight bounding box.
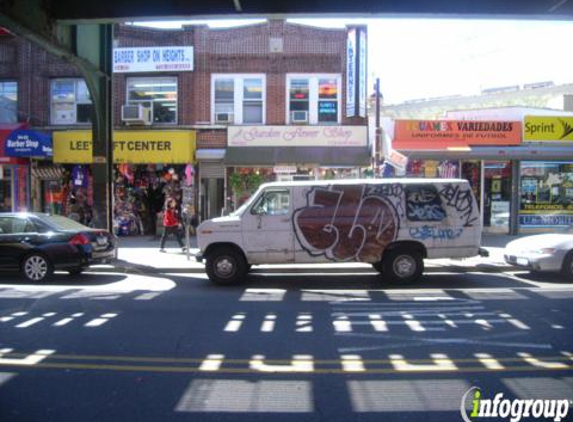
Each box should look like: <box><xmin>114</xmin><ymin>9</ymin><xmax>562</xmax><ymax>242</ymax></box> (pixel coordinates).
<box><xmin>259</xmin><ymin>178</ymin><xmax>468</xmax><ymax>189</ymax></box>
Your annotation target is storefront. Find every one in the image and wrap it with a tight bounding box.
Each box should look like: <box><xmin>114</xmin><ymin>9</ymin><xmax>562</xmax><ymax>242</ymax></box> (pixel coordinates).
<box><xmin>520</xmin><ymin>116</ymin><xmax>573</xmax><ymax>230</ymax></box>
<box><xmin>394</xmin><ymin>120</ymin><xmax>522</xmax><ymax>233</ymax></box>
<box><xmin>224</xmin><ymin>125</ymin><xmax>370</xmax><ymax>210</ymax></box>
<box><xmin>53</xmin><ymin>130</ymin><xmax>196</xmax><ymax>234</ymax></box>
<box><xmin>0</xmin><ymin>124</ymin><xmax>32</xmax><ymax>212</ymax></box>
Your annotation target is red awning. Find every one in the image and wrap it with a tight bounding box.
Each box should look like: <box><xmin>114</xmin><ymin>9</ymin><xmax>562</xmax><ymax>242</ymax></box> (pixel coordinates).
<box><xmin>0</xmin><ymin>123</ymin><xmax>30</xmax><ymax>164</ymax></box>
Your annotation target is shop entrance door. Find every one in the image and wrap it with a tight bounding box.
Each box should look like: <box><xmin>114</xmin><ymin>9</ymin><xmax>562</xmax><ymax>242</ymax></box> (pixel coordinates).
<box><xmin>483</xmin><ymin>161</ymin><xmax>512</xmax><ymax>234</ymax></box>
<box><xmin>201</xmin><ymin>178</ymin><xmax>224</xmax><ymax>220</ymax></box>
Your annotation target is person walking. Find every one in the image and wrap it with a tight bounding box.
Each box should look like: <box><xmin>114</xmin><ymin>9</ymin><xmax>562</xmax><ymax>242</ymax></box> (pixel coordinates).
<box><xmin>160</xmin><ymin>198</ymin><xmax>185</xmax><ymax>252</ymax></box>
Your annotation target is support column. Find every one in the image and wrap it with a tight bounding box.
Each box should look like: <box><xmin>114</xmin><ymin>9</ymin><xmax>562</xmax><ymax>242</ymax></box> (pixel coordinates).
<box><xmin>510</xmin><ymin>159</ymin><xmax>520</xmax><ymax>235</ymax></box>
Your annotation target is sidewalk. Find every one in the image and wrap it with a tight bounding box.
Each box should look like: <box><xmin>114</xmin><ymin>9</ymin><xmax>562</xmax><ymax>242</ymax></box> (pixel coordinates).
<box><xmin>102</xmin><ymin>233</ymin><xmax>522</xmax><ymax>274</ymax></box>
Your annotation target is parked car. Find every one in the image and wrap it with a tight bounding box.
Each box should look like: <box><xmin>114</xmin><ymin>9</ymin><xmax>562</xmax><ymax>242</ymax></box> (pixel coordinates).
<box><xmin>0</xmin><ymin>213</ymin><xmax>117</xmax><ymax>282</ymax></box>
<box><xmin>504</xmin><ymin>228</ymin><xmax>573</xmax><ymax>277</ymax></box>
<box><xmin>197</xmin><ymin>179</ymin><xmax>486</xmax><ymax>285</ymax></box>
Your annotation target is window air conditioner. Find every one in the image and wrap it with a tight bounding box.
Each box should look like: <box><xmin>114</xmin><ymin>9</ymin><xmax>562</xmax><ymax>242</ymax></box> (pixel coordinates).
<box><xmin>121</xmin><ymin>104</ymin><xmax>152</xmax><ymax>125</ymax></box>
<box><xmin>215</xmin><ymin>112</ymin><xmax>234</xmax><ymax>124</ymax></box>
<box><xmin>291</xmin><ymin>110</ymin><xmax>308</xmax><ymax>123</ymax></box>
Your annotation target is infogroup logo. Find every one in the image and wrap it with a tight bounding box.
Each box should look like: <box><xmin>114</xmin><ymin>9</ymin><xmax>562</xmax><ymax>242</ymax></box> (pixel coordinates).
<box><xmin>460</xmin><ymin>387</ymin><xmax>571</xmax><ymax>422</ymax></box>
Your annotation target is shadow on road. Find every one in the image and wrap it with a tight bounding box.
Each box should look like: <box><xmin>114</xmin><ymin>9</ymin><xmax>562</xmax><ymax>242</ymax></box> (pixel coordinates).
<box><xmin>0</xmin><ymin>272</ymin><xmax>130</xmax><ymax>287</ymax></box>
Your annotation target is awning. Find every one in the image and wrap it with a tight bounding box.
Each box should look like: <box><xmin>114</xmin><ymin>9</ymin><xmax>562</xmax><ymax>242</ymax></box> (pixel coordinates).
<box><xmin>5</xmin><ymin>130</ymin><xmax>52</xmax><ymax>157</ymax></box>
<box><xmin>225</xmin><ymin>147</ymin><xmax>371</xmax><ymax>167</ymax></box>
<box><xmin>196</xmin><ymin>148</ymin><xmax>225</xmax><ymax>161</ymax></box>
<box><xmin>32</xmin><ymin>165</ymin><xmax>64</xmax><ymax>180</ymax></box>
<box><xmin>399</xmin><ymin>145</ymin><xmax>573</xmax><ymax>161</ymax></box>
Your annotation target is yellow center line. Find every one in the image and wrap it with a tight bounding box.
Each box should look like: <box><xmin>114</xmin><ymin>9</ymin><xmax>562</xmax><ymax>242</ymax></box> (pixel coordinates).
<box><xmin>1</xmin><ymin>352</ymin><xmax>571</xmax><ymax>365</ymax></box>
<box><xmin>0</xmin><ymin>361</ymin><xmax>571</xmax><ymax>374</ymax></box>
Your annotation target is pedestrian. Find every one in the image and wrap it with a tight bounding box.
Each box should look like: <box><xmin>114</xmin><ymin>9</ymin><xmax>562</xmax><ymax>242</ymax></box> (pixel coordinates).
<box><xmin>159</xmin><ymin>198</ymin><xmax>185</xmax><ymax>252</ymax></box>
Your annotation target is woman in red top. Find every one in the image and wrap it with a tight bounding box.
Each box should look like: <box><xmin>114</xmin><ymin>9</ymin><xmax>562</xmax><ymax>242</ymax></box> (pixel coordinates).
<box><xmin>160</xmin><ymin>198</ymin><xmax>185</xmax><ymax>252</ymax></box>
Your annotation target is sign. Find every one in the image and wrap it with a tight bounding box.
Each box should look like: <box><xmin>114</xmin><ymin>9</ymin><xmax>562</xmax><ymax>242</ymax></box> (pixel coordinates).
<box><xmin>346</xmin><ymin>29</ymin><xmax>356</xmax><ymax>117</ymax></box>
<box><xmin>394</xmin><ymin>120</ymin><xmax>522</xmax><ymax>150</ymax></box>
<box><xmin>523</xmin><ymin>116</ymin><xmax>573</xmax><ymax>141</ymax></box>
<box><xmin>53</xmin><ymin>130</ymin><xmax>196</xmax><ymax>164</ymax></box>
<box><xmin>5</xmin><ymin>130</ymin><xmax>52</xmax><ymax>157</ymax></box>
<box><xmin>358</xmin><ymin>29</ymin><xmax>367</xmax><ymax>118</ymax></box>
<box><xmin>273</xmin><ymin>166</ymin><xmax>297</xmax><ymax>174</ymax></box>
<box><xmin>228</xmin><ymin>126</ymin><xmax>367</xmax><ymax>147</ymax></box>
<box><xmin>113</xmin><ymin>46</ymin><xmax>194</xmax><ymax>73</ymax></box>
<box><xmin>384</xmin><ymin>149</ymin><xmax>408</xmax><ymax>171</ymax></box>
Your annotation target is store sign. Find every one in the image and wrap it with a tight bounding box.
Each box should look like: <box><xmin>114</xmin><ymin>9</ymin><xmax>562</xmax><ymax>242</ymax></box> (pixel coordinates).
<box><xmin>273</xmin><ymin>166</ymin><xmax>297</xmax><ymax>174</ymax></box>
<box><xmin>228</xmin><ymin>126</ymin><xmax>367</xmax><ymax>147</ymax></box>
<box><xmin>394</xmin><ymin>120</ymin><xmax>522</xmax><ymax>150</ymax></box>
<box><xmin>5</xmin><ymin>130</ymin><xmax>52</xmax><ymax>157</ymax></box>
<box><xmin>358</xmin><ymin>29</ymin><xmax>367</xmax><ymax>118</ymax></box>
<box><xmin>53</xmin><ymin>130</ymin><xmax>196</xmax><ymax>164</ymax></box>
<box><xmin>346</xmin><ymin>29</ymin><xmax>356</xmax><ymax>118</ymax></box>
<box><xmin>384</xmin><ymin>149</ymin><xmax>408</xmax><ymax>171</ymax></box>
<box><xmin>113</xmin><ymin>46</ymin><xmax>194</xmax><ymax>73</ymax></box>
<box><xmin>519</xmin><ymin>213</ymin><xmax>573</xmax><ymax>228</ymax></box>
<box><xmin>523</xmin><ymin>116</ymin><xmax>573</xmax><ymax>141</ymax></box>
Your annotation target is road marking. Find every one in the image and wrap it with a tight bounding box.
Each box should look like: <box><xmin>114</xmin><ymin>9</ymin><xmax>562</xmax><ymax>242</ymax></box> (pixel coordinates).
<box><xmin>341</xmin><ymin>354</ymin><xmax>366</xmax><ymax>372</ymax></box>
<box><xmin>0</xmin><ymin>349</ymin><xmax>55</xmax><ymax>365</ymax></box>
<box><xmin>402</xmin><ymin>313</ymin><xmax>425</xmax><ymax>332</ymax></box>
<box><xmin>84</xmin><ymin>313</ymin><xmax>118</xmax><ymax>327</ymax></box>
<box><xmin>199</xmin><ymin>354</ymin><xmax>225</xmax><ymax>371</ymax></box>
<box><xmin>518</xmin><ymin>352</ymin><xmax>569</xmax><ymax>369</ymax></box>
<box><xmin>474</xmin><ymin>353</ymin><xmax>504</xmax><ymax>370</ymax></box>
<box><xmin>15</xmin><ymin>317</ymin><xmax>45</xmax><ymax>328</ymax></box>
<box><xmin>389</xmin><ymin>353</ymin><xmax>457</xmax><ymax>372</ymax></box>
<box><xmin>499</xmin><ymin>313</ymin><xmax>531</xmax><ymax>330</ymax></box>
<box><xmin>368</xmin><ymin>314</ymin><xmax>388</xmax><ymax>332</ymax></box>
<box><xmin>296</xmin><ymin>313</ymin><xmax>313</xmax><ymax>332</ymax></box>
<box><xmin>224</xmin><ymin>313</ymin><xmax>245</xmax><ymax>332</ymax></box>
<box><xmin>261</xmin><ymin>314</ymin><xmax>276</xmax><ymax>332</ymax></box>
<box><xmin>249</xmin><ymin>354</ymin><xmax>314</xmax><ymax>373</ymax></box>
<box><xmin>333</xmin><ymin>315</ymin><xmax>352</xmax><ymax>332</ymax></box>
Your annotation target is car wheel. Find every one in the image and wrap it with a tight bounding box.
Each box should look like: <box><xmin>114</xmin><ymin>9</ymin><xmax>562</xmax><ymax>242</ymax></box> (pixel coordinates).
<box><xmin>21</xmin><ymin>253</ymin><xmax>53</xmax><ymax>283</ymax></box>
<box><xmin>382</xmin><ymin>248</ymin><xmax>424</xmax><ymax>284</ymax></box>
<box><xmin>206</xmin><ymin>246</ymin><xmax>248</xmax><ymax>285</ymax></box>
<box><xmin>67</xmin><ymin>267</ymin><xmax>85</xmax><ymax>276</ymax></box>
<box><xmin>562</xmin><ymin>252</ymin><xmax>573</xmax><ymax>279</ymax></box>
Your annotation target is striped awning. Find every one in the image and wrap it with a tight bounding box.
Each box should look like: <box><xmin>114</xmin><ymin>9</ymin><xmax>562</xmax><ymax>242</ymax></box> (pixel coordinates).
<box><xmin>32</xmin><ymin>166</ymin><xmax>64</xmax><ymax>180</ymax></box>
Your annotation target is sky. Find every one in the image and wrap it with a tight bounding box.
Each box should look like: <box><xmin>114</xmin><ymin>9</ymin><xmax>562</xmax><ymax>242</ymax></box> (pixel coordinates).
<box><xmin>133</xmin><ymin>18</ymin><xmax>573</xmax><ymax>105</ymax></box>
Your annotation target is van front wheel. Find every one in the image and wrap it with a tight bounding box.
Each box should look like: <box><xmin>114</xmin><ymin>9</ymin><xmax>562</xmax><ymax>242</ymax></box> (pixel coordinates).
<box><xmin>382</xmin><ymin>249</ymin><xmax>424</xmax><ymax>284</ymax></box>
<box><xmin>206</xmin><ymin>247</ymin><xmax>248</xmax><ymax>285</ymax></box>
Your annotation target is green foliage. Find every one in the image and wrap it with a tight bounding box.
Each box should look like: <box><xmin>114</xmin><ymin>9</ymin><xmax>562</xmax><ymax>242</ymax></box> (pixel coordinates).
<box><xmin>229</xmin><ymin>171</ymin><xmax>265</xmax><ymax>199</ymax></box>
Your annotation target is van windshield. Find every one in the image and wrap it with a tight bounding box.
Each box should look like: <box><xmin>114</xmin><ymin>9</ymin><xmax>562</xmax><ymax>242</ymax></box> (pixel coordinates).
<box><xmin>230</xmin><ymin>187</ymin><xmax>264</xmax><ymax>217</ymax></box>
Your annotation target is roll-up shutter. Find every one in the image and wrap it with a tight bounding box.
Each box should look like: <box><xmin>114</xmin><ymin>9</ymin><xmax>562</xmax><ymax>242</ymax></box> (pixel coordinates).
<box><xmin>199</xmin><ymin>161</ymin><xmax>225</xmax><ymax>179</ymax></box>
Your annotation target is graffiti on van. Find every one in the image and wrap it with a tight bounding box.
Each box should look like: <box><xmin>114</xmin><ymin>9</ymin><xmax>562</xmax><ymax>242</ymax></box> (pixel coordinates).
<box><xmin>406</xmin><ymin>185</ymin><xmax>447</xmax><ymax>222</ymax></box>
<box><xmin>409</xmin><ymin>225</ymin><xmax>463</xmax><ymax>241</ymax></box>
<box><xmin>294</xmin><ymin>184</ymin><xmax>400</xmax><ymax>262</ymax></box>
<box><xmin>439</xmin><ymin>184</ymin><xmax>478</xmax><ymax>226</ymax></box>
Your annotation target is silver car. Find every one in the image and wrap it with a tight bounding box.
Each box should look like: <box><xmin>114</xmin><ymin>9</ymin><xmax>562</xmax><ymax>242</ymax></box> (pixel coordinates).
<box><xmin>504</xmin><ymin>228</ymin><xmax>573</xmax><ymax>277</ymax></box>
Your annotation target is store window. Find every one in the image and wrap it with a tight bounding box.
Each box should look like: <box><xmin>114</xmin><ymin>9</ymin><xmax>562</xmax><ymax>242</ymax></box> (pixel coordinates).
<box><xmin>519</xmin><ymin>161</ymin><xmax>573</xmax><ymax>229</ymax></box>
<box><xmin>50</xmin><ymin>79</ymin><xmax>92</xmax><ymax>125</ymax></box>
<box><xmin>287</xmin><ymin>74</ymin><xmax>341</xmax><ymax>124</ymax></box>
<box><xmin>212</xmin><ymin>74</ymin><xmax>265</xmax><ymax>125</ymax></box>
<box><xmin>126</xmin><ymin>77</ymin><xmax>177</xmax><ymax>124</ymax></box>
<box><xmin>0</xmin><ymin>81</ymin><xmax>17</xmax><ymax>123</ymax></box>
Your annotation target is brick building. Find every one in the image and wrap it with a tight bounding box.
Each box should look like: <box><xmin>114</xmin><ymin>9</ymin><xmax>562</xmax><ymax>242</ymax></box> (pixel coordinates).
<box><xmin>0</xmin><ymin>20</ymin><xmax>369</xmax><ymax>232</ymax></box>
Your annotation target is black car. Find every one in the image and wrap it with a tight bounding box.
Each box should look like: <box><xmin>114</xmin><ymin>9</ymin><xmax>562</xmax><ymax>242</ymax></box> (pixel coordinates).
<box><xmin>0</xmin><ymin>213</ymin><xmax>117</xmax><ymax>282</ymax></box>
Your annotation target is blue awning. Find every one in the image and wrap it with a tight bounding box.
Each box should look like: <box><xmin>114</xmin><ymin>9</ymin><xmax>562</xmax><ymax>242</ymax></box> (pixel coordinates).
<box><xmin>5</xmin><ymin>129</ymin><xmax>53</xmax><ymax>157</ymax></box>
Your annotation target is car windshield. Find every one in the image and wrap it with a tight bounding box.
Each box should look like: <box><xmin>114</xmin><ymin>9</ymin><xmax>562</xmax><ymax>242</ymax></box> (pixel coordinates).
<box><xmin>41</xmin><ymin>215</ymin><xmax>91</xmax><ymax>231</ymax></box>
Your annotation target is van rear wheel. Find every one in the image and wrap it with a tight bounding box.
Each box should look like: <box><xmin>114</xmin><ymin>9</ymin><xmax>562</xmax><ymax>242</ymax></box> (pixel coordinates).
<box><xmin>382</xmin><ymin>248</ymin><xmax>424</xmax><ymax>284</ymax></box>
<box><xmin>206</xmin><ymin>246</ymin><xmax>248</xmax><ymax>285</ymax></box>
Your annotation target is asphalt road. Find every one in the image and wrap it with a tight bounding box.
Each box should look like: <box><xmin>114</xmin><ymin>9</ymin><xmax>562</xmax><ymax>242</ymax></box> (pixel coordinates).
<box><xmin>1</xmin><ymin>265</ymin><xmax>572</xmax><ymax>422</ymax></box>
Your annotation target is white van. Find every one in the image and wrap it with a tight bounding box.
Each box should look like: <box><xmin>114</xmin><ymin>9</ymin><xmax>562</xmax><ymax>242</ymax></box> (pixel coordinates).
<box><xmin>196</xmin><ymin>179</ymin><xmax>485</xmax><ymax>285</ymax></box>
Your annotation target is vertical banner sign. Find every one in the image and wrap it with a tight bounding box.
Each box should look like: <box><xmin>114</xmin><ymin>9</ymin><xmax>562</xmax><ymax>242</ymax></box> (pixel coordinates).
<box><xmin>346</xmin><ymin>29</ymin><xmax>357</xmax><ymax>117</ymax></box>
<box><xmin>358</xmin><ymin>29</ymin><xmax>367</xmax><ymax>118</ymax></box>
